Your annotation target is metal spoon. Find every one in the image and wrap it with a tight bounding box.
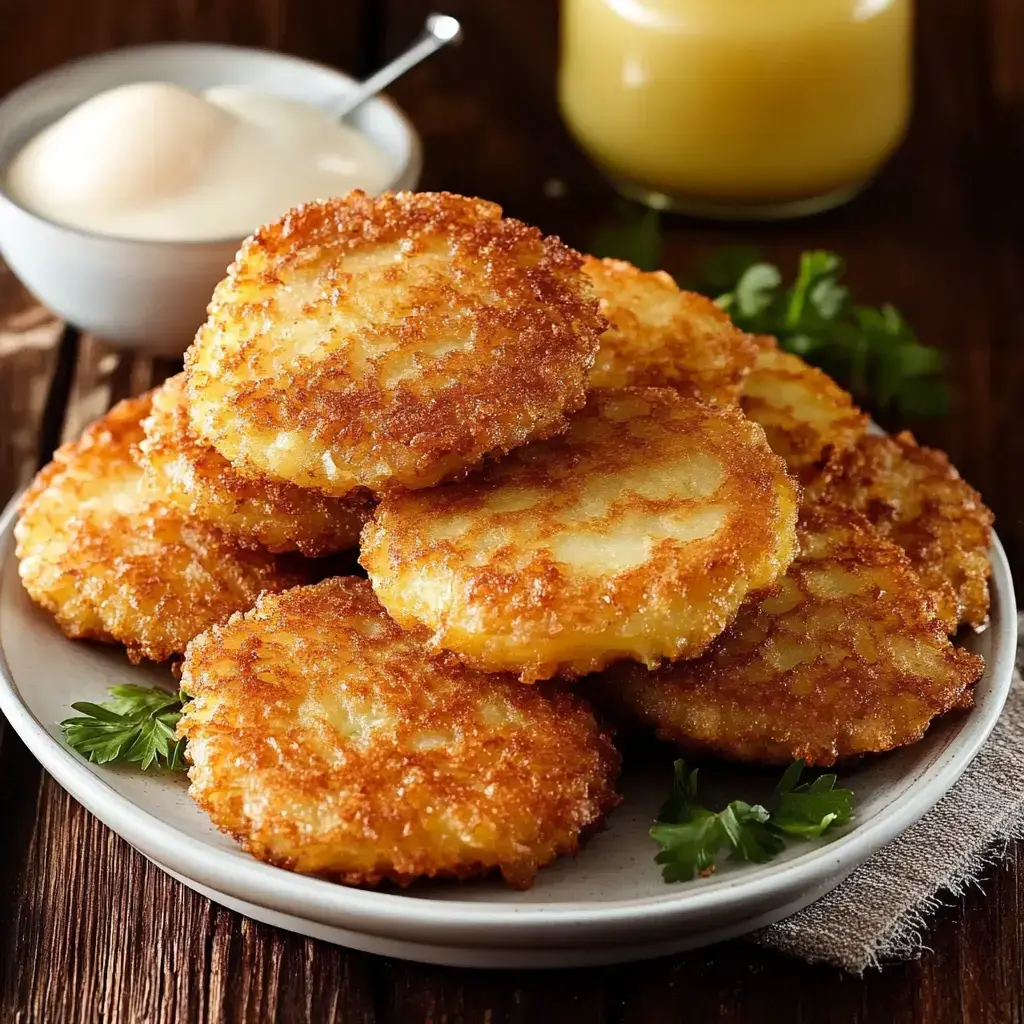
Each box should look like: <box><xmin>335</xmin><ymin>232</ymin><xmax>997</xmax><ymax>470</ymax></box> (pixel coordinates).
<box><xmin>334</xmin><ymin>14</ymin><xmax>463</xmax><ymax>120</ymax></box>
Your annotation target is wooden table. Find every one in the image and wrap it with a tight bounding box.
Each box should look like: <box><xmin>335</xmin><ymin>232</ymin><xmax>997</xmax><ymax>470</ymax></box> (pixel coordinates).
<box><xmin>0</xmin><ymin>1</ymin><xmax>1021</xmax><ymax>1020</ymax></box>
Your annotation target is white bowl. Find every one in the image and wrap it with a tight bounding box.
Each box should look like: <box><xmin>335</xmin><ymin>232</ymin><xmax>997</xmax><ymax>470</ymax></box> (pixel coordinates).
<box><xmin>0</xmin><ymin>44</ymin><xmax>422</xmax><ymax>355</ymax></box>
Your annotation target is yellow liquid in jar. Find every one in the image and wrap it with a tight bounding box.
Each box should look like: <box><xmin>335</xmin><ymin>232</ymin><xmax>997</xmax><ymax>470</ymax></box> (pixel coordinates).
<box><xmin>558</xmin><ymin>0</ymin><xmax>912</xmax><ymax>214</ymax></box>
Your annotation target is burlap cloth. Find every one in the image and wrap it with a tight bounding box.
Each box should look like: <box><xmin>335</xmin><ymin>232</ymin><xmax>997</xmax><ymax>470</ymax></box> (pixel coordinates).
<box><xmin>753</xmin><ymin>613</ymin><xmax>1024</xmax><ymax>973</ymax></box>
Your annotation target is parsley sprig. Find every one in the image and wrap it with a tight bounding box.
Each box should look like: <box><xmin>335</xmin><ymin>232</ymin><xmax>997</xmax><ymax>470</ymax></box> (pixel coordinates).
<box><xmin>695</xmin><ymin>248</ymin><xmax>950</xmax><ymax>418</ymax></box>
<box><xmin>61</xmin><ymin>684</ymin><xmax>190</xmax><ymax>771</ymax></box>
<box><xmin>652</xmin><ymin>759</ymin><xmax>853</xmax><ymax>882</ymax></box>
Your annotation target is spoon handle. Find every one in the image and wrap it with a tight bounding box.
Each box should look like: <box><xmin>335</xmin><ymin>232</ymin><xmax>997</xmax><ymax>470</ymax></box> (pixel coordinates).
<box><xmin>334</xmin><ymin>14</ymin><xmax>462</xmax><ymax>121</ymax></box>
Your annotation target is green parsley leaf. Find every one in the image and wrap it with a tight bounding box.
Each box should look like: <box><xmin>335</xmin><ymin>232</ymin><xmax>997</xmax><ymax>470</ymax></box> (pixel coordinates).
<box><xmin>768</xmin><ymin>759</ymin><xmax>854</xmax><ymax>839</ymax></box>
<box><xmin>652</xmin><ymin>810</ymin><xmax>726</xmax><ymax>882</ymax></box>
<box><xmin>105</xmin><ymin>683</ymin><xmax>184</xmax><ymax>717</ymax></box>
<box><xmin>693</xmin><ymin>246</ymin><xmax>949</xmax><ymax>419</ymax></box>
<box><xmin>732</xmin><ymin>263</ymin><xmax>783</xmax><ymax>322</ymax></box>
<box><xmin>721</xmin><ymin>800</ymin><xmax>784</xmax><ymax>863</ymax></box>
<box><xmin>61</xmin><ymin>684</ymin><xmax>190</xmax><ymax>771</ymax></box>
<box><xmin>657</xmin><ymin>757</ymin><xmax>701</xmax><ymax>823</ymax></box>
<box><xmin>785</xmin><ymin>251</ymin><xmax>846</xmax><ymax>329</ymax></box>
<box><xmin>651</xmin><ymin>758</ymin><xmax>852</xmax><ymax>883</ymax></box>
<box><xmin>772</xmin><ymin>758</ymin><xmax>806</xmax><ymax>796</ymax></box>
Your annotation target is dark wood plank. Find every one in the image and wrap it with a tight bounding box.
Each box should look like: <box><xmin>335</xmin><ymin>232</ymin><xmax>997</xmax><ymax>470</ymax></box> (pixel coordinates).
<box><xmin>384</xmin><ymin>962</ymin><xmax>610</xmax><ymax>1024</ymax></box>
<box><xmin>35</xmin><ymin>326</ymin><xmax>80</xmax><ymax>467</ymax></box>
<box><xmin>0</xmin><ymin>778</ymin><xmax>383</xmax><ymax>1024</ymax></box>
<box><xmin>58</xmin><ymin>334</ymin><xmax>120</xmax><ymax>443</ymax></box>
<box><xmin>0</xmin><ymin>267</ymin><xmax>62</xmax><ymax>499</ymax></box>
<box><xmin>0</xmin><ymin>0</ymin><xmax>369</xmax><ymax>96</ymax></box>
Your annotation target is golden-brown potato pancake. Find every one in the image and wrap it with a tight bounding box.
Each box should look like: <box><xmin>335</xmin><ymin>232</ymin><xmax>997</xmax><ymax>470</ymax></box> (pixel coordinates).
<box><xmin>584</xmin><ymin>256</ymin><xmax>758</xmax><ymax>404</ymax></box>
<box><xmin>185</xmin><ymin>190</ymin><xmax>605</xmax><ymax>495</ymax></box>
<box><xmin>178</xmin><ymin>577</ymin><xmax>620</xmax><ymax>888</ymax></box>
<box><xmin>741</xmin><ymin>336</ymin><xmax>868</xmax><ymax>478</ymax></box>
<box><xmin>807</xmin><ymin>432</ymin><xmax>993</xmax><ymax>632</ymax></box>
<box><xmin>362</xmin><ymin>388</ymin><xmax>799</xmax><ymax>683</ymax></box>
<box><xmin>16</xmin><ymin>393</ymin><xmax>309</xmax><ymax>663</ymax></box>
<box><xmin>590</xmin><ymin>502</ymin><xmax>983</xmax><ymax>766</ymax></box>
<box><xmin>139</xmin><ymin>374</ymin><xmax>374</xmax><ymax>556</ymax></box>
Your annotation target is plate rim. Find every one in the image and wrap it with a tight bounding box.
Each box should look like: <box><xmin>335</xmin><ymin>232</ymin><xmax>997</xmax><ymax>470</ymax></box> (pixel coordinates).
<box><xmin>0</xmin><ymin>492</ymin><xmax>1016</xmax><ymax>945</ymax></box>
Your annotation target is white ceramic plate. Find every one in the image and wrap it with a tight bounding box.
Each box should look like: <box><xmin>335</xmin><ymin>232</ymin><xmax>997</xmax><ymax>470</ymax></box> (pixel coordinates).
<box><xmin>0</xmin><ymin>495</ymin><xmax>1015</xmax><ymax>968</ymax></box>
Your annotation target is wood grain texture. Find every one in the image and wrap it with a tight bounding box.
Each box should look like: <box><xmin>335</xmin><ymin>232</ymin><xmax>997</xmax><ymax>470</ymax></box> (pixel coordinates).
<box><xmin>0</xmin><ymin>0</ymin><xmax>1022</xmax><ymax>1021</ymax></box>
<box><xmin>0</xmin><ymin>267</ymin><xmax>61</xmax><ymax>500</ymax></box>
<box><xmin>0</xmin><ymin>0</ymin><xmax>369</xmax><ymax>95</ymax></box>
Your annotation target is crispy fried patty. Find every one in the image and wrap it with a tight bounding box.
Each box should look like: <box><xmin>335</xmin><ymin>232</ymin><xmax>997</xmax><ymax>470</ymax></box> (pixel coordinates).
<box><xmin>16</xmin><ymin>393</ymin><xmax>309</xmax><ymax>662</ymax></box>
<box><xmin>590</xmin><ymin>502</ymin><xmax>983</xmax><ymax>766</ymax></box>
<box><xmin>362</xmin><ymin>388</ymin><xmax>799</xmax><ymax>682</ymax></box>
<box><xmin>178</xmin><ymin>577</ymin><xmax>620</xmax><ymax>888</ymax></box>
<box><xmin>584</xmin><ymin>257</ymin><xmax>757</xmax><ymax>404</ymax></box>
<box><xmin>139</xmin><ymin>374</ymin><xmax>374</xmax><ymax>556</ymax></box>
<box><xmin>741</xmin><ymin>336</ymin><xmax>868</xmax><ymax>478</ymax></box>
<box><xmin>808</xmin><ymin>432</ymin><xmax>993</xmax><ymax>631</ymax></box>
<box><xmin>185</xmin><ymin>191</ymin><xmax>605</xmax><ymax>494</ymax></box>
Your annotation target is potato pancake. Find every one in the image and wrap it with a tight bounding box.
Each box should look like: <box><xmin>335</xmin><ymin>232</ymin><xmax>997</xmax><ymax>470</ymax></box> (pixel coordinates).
<box><xmin>178</xmin><ymin>577</ymin><xmax>620</xmax><ymax>888</ymax></box>
<box><xmin>16</xmin><ymin>393</ymin><xmax>309</xmax><ymax>662</ymax></box>
<box><xmin>807</xmin><ymin>432</ymin><xmax>993</xmax><ymax>631</ymax></box>
<box><xmin>741</xmin><ymin>336</ymin><xmax>867</xmax><ymax>478</ymax></box>
<box><xmin>185</xmin><ymin>190</ymin><xmax>605</xmax><ymax>495</ymax></box>
<box><xmin>362</xmin><ymin>388</ymin><xmax>799</xmax><ymax>683</ymax></box>
<box><xmin>140</xmin><ymin>374</ymin><xmax>374</xmax><ymax>556</ymax></box>
<box><xmin>591</xmin><ymin>502</ymin><xmax>983</xmax><ymax>766</ymax></box>
<box><xmin>584</xmin><ymin>257</ymin><xmax>757</xmax><ymax>404</ymax></box>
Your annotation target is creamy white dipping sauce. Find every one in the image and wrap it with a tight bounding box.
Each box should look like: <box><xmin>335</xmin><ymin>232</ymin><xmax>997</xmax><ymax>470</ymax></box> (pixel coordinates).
<box><xmin>4</xmin><ymin>81</ymin><xmax>395</xmax><ymax>241</ymax></box>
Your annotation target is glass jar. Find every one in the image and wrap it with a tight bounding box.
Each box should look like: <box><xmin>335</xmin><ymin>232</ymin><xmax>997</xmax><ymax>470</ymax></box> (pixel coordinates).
<box><xmin>558</xmin><ymin>0</ymin><xmax>913</xmax><ymax>219</ymax></box>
